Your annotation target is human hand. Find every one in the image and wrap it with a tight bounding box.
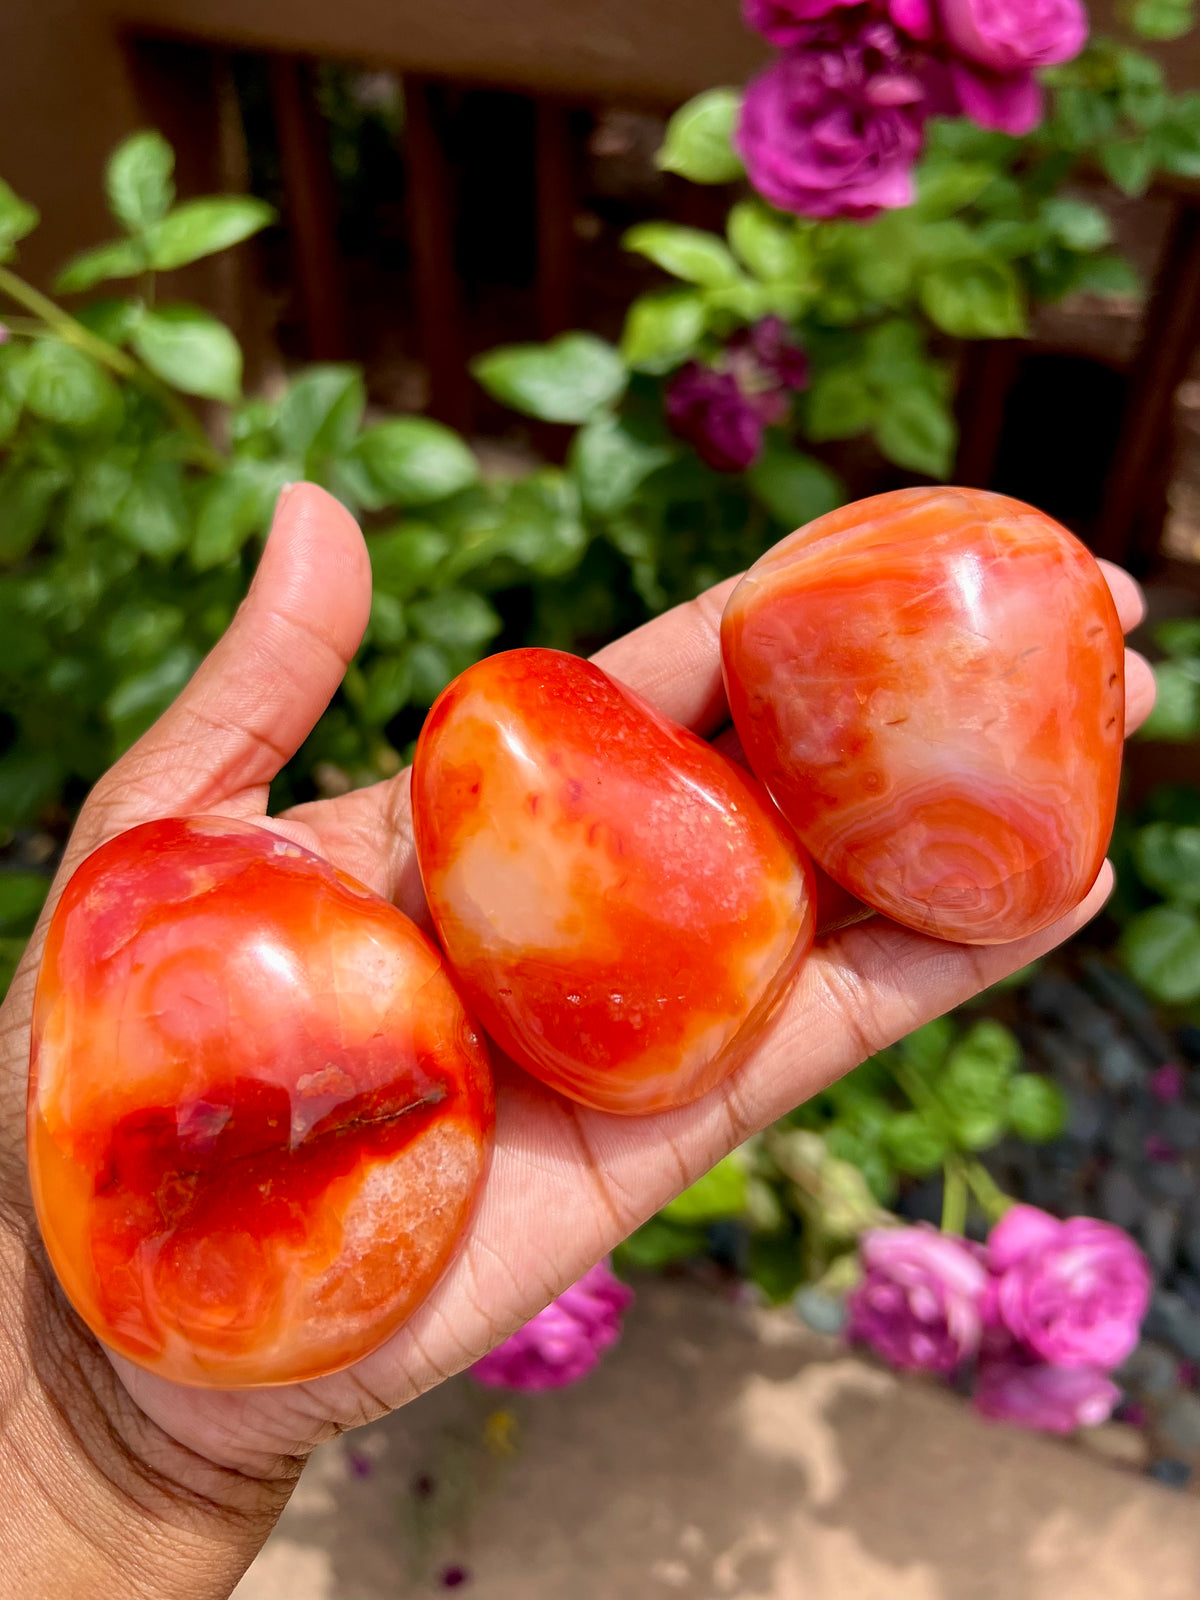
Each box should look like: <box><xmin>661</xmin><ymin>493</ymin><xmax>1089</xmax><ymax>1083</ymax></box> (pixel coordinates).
<box><xmin>0</xmin><ymin>483</ymin><xmax>1155</xmax><ymax>1595</ymax></box>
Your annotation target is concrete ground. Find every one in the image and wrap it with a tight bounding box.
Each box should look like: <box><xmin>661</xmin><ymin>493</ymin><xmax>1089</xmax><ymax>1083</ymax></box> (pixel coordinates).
<box><xmin>234</xmin><ymin>1277</ymin><xmax>1200</xmax><ymax>1600</ymax></box>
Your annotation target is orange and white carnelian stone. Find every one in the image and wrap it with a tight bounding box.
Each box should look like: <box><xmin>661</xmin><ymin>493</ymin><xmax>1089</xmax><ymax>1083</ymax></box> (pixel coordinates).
<box><xmin>412</xmin><ymin>648</ymin><xmax>814</xmax><ymax>1115</ymax></box>
<box><xmin>29</xmin><ymin>816</ymin><xmax>493</xmax><ymax>1388</ymax></box>
<box><xmin>721</xmin><ymin>487</ymin><xmax>1124</xmax><ymax>945</ymax></box>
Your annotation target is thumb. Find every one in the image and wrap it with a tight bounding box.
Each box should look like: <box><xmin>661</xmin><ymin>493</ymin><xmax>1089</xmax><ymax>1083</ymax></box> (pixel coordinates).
<box><xmin>83</xmin><ymin>481</ymin><xmax>370</xmax><ymax>842</ymax></box>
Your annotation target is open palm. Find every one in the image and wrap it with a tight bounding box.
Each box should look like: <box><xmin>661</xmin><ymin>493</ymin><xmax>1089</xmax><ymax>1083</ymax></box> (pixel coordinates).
<box><xmin>0</xmin><ymin>483</ymin><xmax>1155</xmax><ymax>1498</ymax></box>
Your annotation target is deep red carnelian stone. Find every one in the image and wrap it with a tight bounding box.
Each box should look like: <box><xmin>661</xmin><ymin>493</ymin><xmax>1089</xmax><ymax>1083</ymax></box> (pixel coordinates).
<box><xmin>29</xmin><ymin>816</ymin><xmax>493</xmax><ymax>1388</ymax></box>
<box><xmin>721</xmin><ymin>487</ymin><xmax>1124</xmax><ymax>944</ymax></box>
<box><xmin>411</xmin><ymin>648</ymin><xmax>815</xmax><ymax>1114</ymax></box>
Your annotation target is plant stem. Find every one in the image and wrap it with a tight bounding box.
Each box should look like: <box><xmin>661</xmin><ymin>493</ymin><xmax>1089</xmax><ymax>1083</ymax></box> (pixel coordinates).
<box><xmin>963</xmin><ymin>1159</ymin><xmax>1013</xmax><ymax>1225</ymax></box>
<box><xmin>0</xmin><ymin>265</ymin><xmax>224</xmax><ymax>471</ymax></box>
<box><xmin>941</xmin><ymin>1160</ymin><xmax>968</xmax><ymax>1235</ymax></box>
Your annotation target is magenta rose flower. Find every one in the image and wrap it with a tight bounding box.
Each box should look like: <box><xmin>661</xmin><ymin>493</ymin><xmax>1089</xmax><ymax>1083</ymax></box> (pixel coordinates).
<box><xmin>470</xmin><ymin>1260</ymin><xmax>633</xmax><ymax>1393</ymax></box>
<box><xmin>975</xmin><ymin>1352</ymin><xmax>1121</xmax><ymax>1433</ymax></box>
<box><xmin>665</xmin><ymin>364</ymin><xmax>768</xmax><ymax>471</ymax></box>
<box><xmin>937</xmin><ymin>0</ymin><xmax>1086</xmax><ymax>134</ymax></box>
<box><xmin>847</xmin><ymin>1225</ymin><xmax>989</xmax><ymax>1374</ymax></box>
<box><xmin>938</xmin><ymin>0</ymin><xmax>1087</xmax><ymax>76</ymax></box>
<box><xmin>728</xmin><ymin>315</ymin><xmax>811</xmax><ymax>394</ymax></box>
<box><xmin>743</xmin><ymin>0</ymin><xmax>863</xmax><ymax>46</ymax></box>
<box><xmin>736</xmin><ymin>17</ymin><xmax>929</xmax><ymax>220</ymax></box>
<box><xmin>987</xmin><ymin>1205</ymin><xmax>1151</xmax><ymax>1371</ymax></box>
<box><xmin>744</xmin><ymin>0</ymin><xmax>936</xmax><ymax>44</ymax></box>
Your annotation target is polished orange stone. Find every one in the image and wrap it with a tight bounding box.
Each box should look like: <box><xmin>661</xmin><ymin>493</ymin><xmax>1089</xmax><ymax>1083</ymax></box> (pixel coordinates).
<box><xmin>29</xmin><ymin>816</ymin><xmax>493</xmax><ymax>1388</ymax></box>
<box><xmin>721</xmin><ymin>487</ymin><xmax>1124</xmax><ymax>945</ymax></box>
<box><xmin>412</xmin><ymin>648</ymin><xmax>815</xmax><ymax>1114</ymax></box>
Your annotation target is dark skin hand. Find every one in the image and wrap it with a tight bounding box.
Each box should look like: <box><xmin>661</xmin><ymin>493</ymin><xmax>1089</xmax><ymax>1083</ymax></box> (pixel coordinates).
<box><xmin>0</xmin><ymin>484</ymin><xmax>1156</xmax><ymax>1597</ymax></box>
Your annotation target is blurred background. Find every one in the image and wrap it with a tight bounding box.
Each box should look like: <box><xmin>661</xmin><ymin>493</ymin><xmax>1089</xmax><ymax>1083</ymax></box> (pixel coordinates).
<box><xmin>6</xmin><ymin>1</ymin><xmax>1200</xmax><ymax>1595</ymax></box>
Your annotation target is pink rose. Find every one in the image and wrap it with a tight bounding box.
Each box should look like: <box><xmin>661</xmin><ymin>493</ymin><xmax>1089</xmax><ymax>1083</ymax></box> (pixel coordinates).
<box><xmin>975</xmin><ymin>1352</ymin><xmax>1121</xmax><ymax>1433</ymax></box>
<box><xmin>987</xmin><ymin>1205</ymin><xmax>1151</xmax><ymax>1371</ymax></box>
<box><xmin>938</xmin><ymin>0</ymin><xmax>1087</xmax><ymax>76</ymax></box>
<box><xmin>743</xmin><ymin>0</ymin><xmax>863</xmax><ymax>46</ymax></box>
<box><xmin>947</xmin><ymin>61</ymin><xmax>1044</xmax><ymax>135</ymax></box>
<box><xmin>665</xmin><ymin>364</ymin><xmax>769</xmax><ymax>471</ymax></box>
<box><xmin>847</xmin><ymin>1225</ymin><xmax>989</xmax><ymax>1374</ymax></box>
<box><xmin>470</xmin><ymin>1260</ymin><xmax>633</xmax><ymax>1392</ymax></box>
<box><xmin>735</xmin><ymin>17</ymin><xmax>929</xmax><ymax>220</ymax></box>
<box><xmin>744</xmin><ymin>0</ymin><xmax>936</xmax><ymax>44</ymax></box>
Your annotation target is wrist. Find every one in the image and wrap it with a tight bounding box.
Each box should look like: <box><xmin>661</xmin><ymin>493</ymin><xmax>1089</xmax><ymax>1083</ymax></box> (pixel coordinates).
<box><xmin>0</xmin><ymin>1218</ymin><xmax>298</xmax><ymax>1600</ymax></box>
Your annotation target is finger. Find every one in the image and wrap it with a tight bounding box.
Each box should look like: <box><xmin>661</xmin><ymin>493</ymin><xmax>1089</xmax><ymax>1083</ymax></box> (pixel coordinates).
<box><xmin>1098</xmin><ymin>560</ymin><xmax>1145</xmax><ymax>632</ymax></box>
<box><xmin>86</xmin><ymin>484</ymin><xmax>370</xmax><ymax>843</ymax></box>
<box><xmin>1126</xmin><ymin>649</ymin><xmax>1156</xmax><ymax>735</ymax></box>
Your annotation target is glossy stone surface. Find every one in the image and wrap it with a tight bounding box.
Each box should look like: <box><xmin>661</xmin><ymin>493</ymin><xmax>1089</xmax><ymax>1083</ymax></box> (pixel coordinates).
<box><xmin>412</xmin><ymin>648</ymin><xmax>814</xmax><ymax>1114</ymax></box>
<box><xmin>29</xmin><ymin>816</ymin><xmax>493</xmax><ymax>1388</ymax></box>
<box><xmin>721</xmin><ymin>487</ymin><xmax>1124</xmax><ymax>945</ymax></box>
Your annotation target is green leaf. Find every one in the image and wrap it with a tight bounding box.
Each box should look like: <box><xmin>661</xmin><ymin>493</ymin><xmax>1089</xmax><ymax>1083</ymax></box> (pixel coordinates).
<box><xmin>408</xmin><ymin>589</ymin><xmax>501</xmax><ymax>650</ymax></box>
<box><xmin>620</xmin><ymin>289</ymin><xmax>707</xmax><ymax>373</ymax></box>
<box><xmin>1008</xmin><ymin>1074</ymin><xmax>1068</xmax><ymax>1143</ymax></box>
<box><xmin>875</xmin><ymin>385</ymin><xmax>956</xmax><ymax>478</ymax></box>
<box><xmin>882</xmin><ymin>1111</ymin><xmax>948</xmax><ymax>1176</ymax></box>
<box><xmin>1121</xmin><ymin>905</ymin><xmax>1200</xmax><ymax>1003</ymax></box>
<box><xmin>1129</xmin><ymin>0</ymin><xmax>1195</xmax><ymax>41</ymax></box>
<box><xmin>407</xmin><ymin>640</ymin><xmax>457</xmax><ymax>705</ymax></box>
<box><xmin>913</xmin><ymin>160</ymin><xmax>997</xmax><ymax>220</ymax></box>
<box><xmin>452</xmin><ymin>471</ymin><xmax>587</xmax><ymax>579</ymax></box>
<box><xmin>920</xmin><ymin>255</ymin><xmax>1027</xmax><ymax>338</ymax></box>
<box><xmin>0</xmin><ymin>180</ymin><xmax>40</xmax><ymax>260</ymax></box>
<box><xmin>356</xmin><ymin>417</ymin><xmax>478</xmax><ymax>504</ymax></box>
<box><xmin>1135</xmin><ymin>822</ymin><xmax>1200</xmax><ymax>904</ymax></box>
<box><xmin>661</xmin><ymin>1155</ymin><xmax>747</xmax><ymax>1223</ymax></box>
<box><xmin>106</xmin><ymin>130</ymin><xmax>175</xmax><ymax>233</ymax></box>
<box><xmin>192</xmin><ymin>459</ymin><xmax>289</xmax><ymax>570</ymax></box>
<box><xmin>132</xmin><ymin>305</ymin><xmax>242</xmax><ymax>403</ymax></box>
<box><xmin>1041</xmin><ymin>196</ymin><xmax>1113</xmax><ymax>252</ymax></box>
<box><xmin>1143</xmin><ymin>661</ymin><xmax>1200</xmax><ymax>740</ymax></box>
<box><xmin>746</xmin><ymin>443</ymin><xmax>843</xmax><ymax>528</ymax></box>
<box><xmin>0</xmin><ymin>749</ymin><xmax>61</xmax><ymax>831</ymax></box>
<box><xmin>112</xmin><ymin>459</ymin><xmax>189</xmax><ymax>559</ymax></box>
<box><xmin>900</xmin><ymin>1018</ymin><xmax>955</xmax><ymax>1076</ymax></box>
<box><xmin>275</xmin><ymin>364</ymin><xmax>365</xmax><ymax>471</ymax></box>
<box><xmin>73</xmin><ymin>298</ymin><xmax>144</xmax><ymax>345</ymax></box>
<box><xmin>105</xmin><ymin>643</ymin><xmax>199</xmax><ymax>744</ymax></box>
<box><xmin>472</xmin><ymin>333</ymin><xmax>625</xmax><ymax>424</ymax></box>
<box><xmin>1154</xmin><ymin>617</ymin><xmax>1200</xmax><ymax>659</ymax></box>
<box><xmin>0</xmin><ymin>463</ymin><xmax>67</xmax><ymax>564</ymax></box>
<box><xmin>656</xmin><ymin>88</ymin><xmax>745</xmax><ymax>184</ymax></box>
<box><xmin>368</xmin><ymin>524</ymin><xmax>451</xmax><ymax>597</ymax></box>
<box><xmin>360</xmin><ymin>653</ymin><xmax>414</xmax><ymax>725</ymax></box>
<box><xmin>615</xmin><ymin>1217</ymin><xmax>706</xmax><ymax>1270</ymax></box>
<box><xmin>22</xmin><ymin>339</ymin><xmax>118</xmax><ymax>428</ymax></box>
<box><xmin>1074</xmin><ymin>254</ymin><xmax>1143</xmax><ymax>297</ymax></box>
<box><xmin>727</xmin><ymin>200</ymin><xmax>809</xmax><ymax>281</ymax></box>
<box><xmin>146</xmin><ymin>195</ymin><xmax>276</xmax><ymax>271</ymax></box>
<box><xmin>1100</xmin><ymin>139</ymin><xmax>1157</xmax><ymax>196</ymax></box>
<box><xmin>951</xmin><ymin>1109</ymin><xmax>1008</xmax><ymax>1152</ymax></box>
<box><xmin>623</xmin><ymin>222</ymin><xmax>742</xmax><ymax>288</ymax></box>
<box><xmin>570</xmin><ymin>414</ymin><xmax>673</xmax><ymax>515</ymax></box>
<box><xmin>54</xmin><ymin>238</ymin><xmax>147</xmax><ymax>294</ymax></box>
<box><xmin>805</xmin><ymin>366</ymin><xmax>878</xmax><ymax>441</ymax></box>
<box><xmin>0</xmin><ymin>872</ymin><xmax>48</xmax><ymax>934</ymax></box>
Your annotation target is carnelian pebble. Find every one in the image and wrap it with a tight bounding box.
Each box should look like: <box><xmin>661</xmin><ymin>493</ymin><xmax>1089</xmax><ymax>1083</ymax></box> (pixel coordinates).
<box><xmin>412</xmin><ymin>647</ymin><xmax>815</xmax><ymax>1114</ymax></box>
<box><xmin>721</xmin><ymin>487</ymin><xmax>1124</xmax><ymax>944</ymax></box>
<box><xmin>28</xmin><ymin>816</ymin><xmax>493</xmax><ymax>1388</ymax></box>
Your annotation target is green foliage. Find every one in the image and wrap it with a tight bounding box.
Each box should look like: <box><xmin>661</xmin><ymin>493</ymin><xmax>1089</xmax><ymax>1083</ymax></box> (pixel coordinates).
<box><xmin>655</xmin><ymin>89</ymin><xmax>745</xmax><ymax>184</ymax></box>
<box><xmin>472</xmin><ymin>334</ymin><xmax>625</xmax><ymax>423</ymax></box>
